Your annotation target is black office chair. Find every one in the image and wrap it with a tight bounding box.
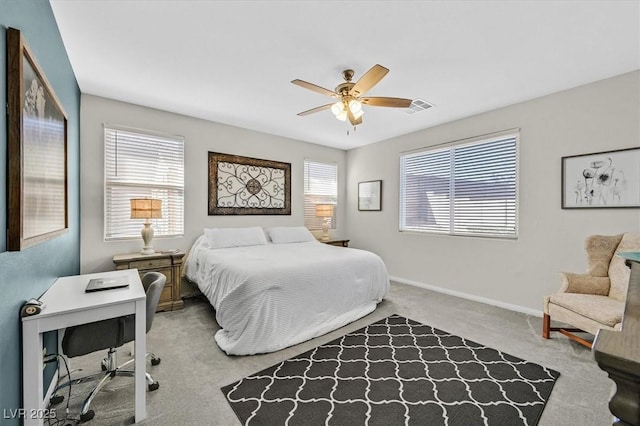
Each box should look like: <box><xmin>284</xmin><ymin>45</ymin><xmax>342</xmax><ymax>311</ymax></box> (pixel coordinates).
<box><xmin>53</xmin><ymin>272</ymin><xmax>165</xmax><ymax>422</ymax></box>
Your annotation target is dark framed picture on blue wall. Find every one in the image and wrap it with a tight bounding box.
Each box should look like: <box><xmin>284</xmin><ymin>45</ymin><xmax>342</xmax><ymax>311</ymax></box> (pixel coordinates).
<box><xmin>6</xmin><ymin>28</ymin><xmax>68</xmax><ymax>250</ymax></box>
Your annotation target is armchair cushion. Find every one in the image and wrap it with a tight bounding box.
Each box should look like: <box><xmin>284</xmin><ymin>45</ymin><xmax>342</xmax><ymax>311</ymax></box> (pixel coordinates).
<box><xmin>547</xmin><ymin>293</ymin><xmax>624</xmax><ymax>327</ymax></box>
<box><xmin>585</xmin><ymin>234</ymin><xmax>623</xmax><ymax>277</ymax></box>
<box><xmin>559</xmin><ymin>272</ymin><xmax>610</xmax><ymax>295</ymax></box>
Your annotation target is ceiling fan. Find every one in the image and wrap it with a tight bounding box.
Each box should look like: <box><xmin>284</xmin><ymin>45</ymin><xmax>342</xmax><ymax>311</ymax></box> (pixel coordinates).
<box><xmin>291</xmin><ymin>64</ymin><xmax>413</xmax><ymax>126</ymax></box>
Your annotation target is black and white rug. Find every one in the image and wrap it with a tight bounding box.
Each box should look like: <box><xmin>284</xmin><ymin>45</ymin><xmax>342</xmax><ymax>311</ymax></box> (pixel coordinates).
<box><xmin>222</xmin><ymin>314</ymin><xmax>560</xmax><ymax>425</ymax></box>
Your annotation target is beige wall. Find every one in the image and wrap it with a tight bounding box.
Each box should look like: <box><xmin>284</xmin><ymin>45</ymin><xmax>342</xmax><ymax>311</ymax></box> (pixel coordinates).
<box><xmin>80</xmin><ymin>95</ymin><xmax>346</xmax><ymax>273</ymax></box>
<box><xmin>346</xmin><ymin>71</ymin><xmax>640</xmax><ymax>315</ymax></box>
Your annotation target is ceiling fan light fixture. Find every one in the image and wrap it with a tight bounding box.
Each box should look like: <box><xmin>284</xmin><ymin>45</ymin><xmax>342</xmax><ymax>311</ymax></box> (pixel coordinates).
<box><xmin>348</xmin><ymin>99</ymin><xmax>362</xmax><ymax>114</ymax></box>
<box><xmin>331</xmin><ymin>102</ymin><xmax>345</xmax><ymax>116</ymax></box>
<box><xmin>336</xmin><ymin>110</ymin><xmax>347</xmax><ymax>121</ymax></box>
<box><xmin>353</xmin><ymin>109</ymin><xmax>364</xmax><ymax>119</ymax></box>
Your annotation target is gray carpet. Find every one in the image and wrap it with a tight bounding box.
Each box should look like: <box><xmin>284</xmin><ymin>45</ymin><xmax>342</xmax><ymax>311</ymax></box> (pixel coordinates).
<box><xmin>54</xmin><ymin>282</ymin><xmax>612</xmax><ymax>425</ymax></box>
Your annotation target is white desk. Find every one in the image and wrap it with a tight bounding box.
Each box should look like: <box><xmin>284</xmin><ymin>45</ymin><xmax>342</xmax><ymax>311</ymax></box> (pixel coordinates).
<box><xmin>22</xmin><ymin>269</ymin><xmax>147</xmax><ymax>425</ymax></box>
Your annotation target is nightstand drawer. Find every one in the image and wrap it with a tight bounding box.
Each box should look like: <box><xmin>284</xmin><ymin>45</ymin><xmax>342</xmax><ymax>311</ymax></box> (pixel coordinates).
<box><xmin>130</xmin><ymin>258</ymin><xmax>172</xmax><ymax>270</ymax></box>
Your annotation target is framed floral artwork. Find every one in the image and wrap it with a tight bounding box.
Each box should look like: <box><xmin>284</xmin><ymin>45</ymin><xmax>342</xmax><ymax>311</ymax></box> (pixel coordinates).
<box><xmin>561</xmin><ymin>147</ymin><xmax>639</xmax><ymax>209</ymax></box>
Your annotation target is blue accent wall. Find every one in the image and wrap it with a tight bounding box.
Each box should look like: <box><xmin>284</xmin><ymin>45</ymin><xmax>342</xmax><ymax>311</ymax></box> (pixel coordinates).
<box><xmin>0</xmin><ymin>0</ymin><xmax>80</xmax><ymax>419</ymax></box>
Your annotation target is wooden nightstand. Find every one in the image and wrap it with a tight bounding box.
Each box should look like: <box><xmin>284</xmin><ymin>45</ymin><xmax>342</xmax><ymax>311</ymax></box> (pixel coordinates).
<box><xmin>322</xmin><ymin>239</ymin><xmax>350</xmax><ymax>247</ymax></box>
<box><xmin>113</xmin><ymin>251</ymin><xmax>185</xmax><ymax>312</ymax></box>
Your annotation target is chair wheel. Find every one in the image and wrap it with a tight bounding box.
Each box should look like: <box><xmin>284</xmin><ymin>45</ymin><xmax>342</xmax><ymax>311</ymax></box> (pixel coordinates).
<box><xmin>50</xmin><ymin>394</ymin><xmax>64</xmax><ymax>405</ymax></box>
<box><xmin>148</xmin><ymin>381</ymin><xmax>159</xmax><ymax>391</ymax></box>
<box><xmin>151</xmin><ymin>357</ymin><xmax>161</xmax><ymax>366</ymax></box>
<box><xmin>79</xmin><ymin>409</ymin><xmax>95</xmax><ymax>423</ymax></box>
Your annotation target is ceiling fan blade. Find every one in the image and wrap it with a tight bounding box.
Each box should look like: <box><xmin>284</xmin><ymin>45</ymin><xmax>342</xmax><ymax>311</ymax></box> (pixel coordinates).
<box><xmin>347</xmin><ymin>109</ymin><xmax>357</xmax><ymax>125</ymax></box>
<box><xmin>350</xmin><ymin>64</ymin><xmax>389</xmax><ymax>96</ymax></box>
<box><xmin>347</xmin><ymin>109</ymin><xmax>364</xmax><ymax>126</ymax></box>
<box><xmin>291</xmin><ymin>79</ymin><xmax>338</xmax><ymax>98</ymax></box>
<box><xmin>361</xmin><ymin>97</ymin><xmax>413</xmax><ymax>108</ymax></box>
<box><xmin>297</xmin><ymin>103</ymin><xmax>333</xmax><ymax>116</ymax></box>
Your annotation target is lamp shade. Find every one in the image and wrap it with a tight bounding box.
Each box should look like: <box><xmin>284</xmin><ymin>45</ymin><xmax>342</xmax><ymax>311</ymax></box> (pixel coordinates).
<box><xmin>130</xmin><ymin>198</ymin><xmax>162</xmax><ymax>219</ymax></box>
<box><xmin>315</xmin><ymin>204</ymin><xmax>334</xmax><ymax>218</ymax></box>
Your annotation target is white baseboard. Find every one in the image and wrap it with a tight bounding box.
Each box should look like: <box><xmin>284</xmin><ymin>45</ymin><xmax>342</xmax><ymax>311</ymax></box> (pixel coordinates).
<box><xmin>389</xmin><ymin>275</ymin><xmax>543</xmax><ymax>318</ymax></box>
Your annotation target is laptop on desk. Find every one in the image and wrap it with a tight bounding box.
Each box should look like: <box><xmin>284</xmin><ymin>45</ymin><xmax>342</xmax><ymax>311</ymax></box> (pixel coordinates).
<box><xmin>86</xmin><ymin>277</ymin><xmax>129</xmax><ymax>292</ymax></box>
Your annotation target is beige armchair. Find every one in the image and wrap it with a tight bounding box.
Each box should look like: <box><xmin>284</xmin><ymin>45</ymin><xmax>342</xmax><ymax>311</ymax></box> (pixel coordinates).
<box><xmin>543</xmin><ymin>232</ymin><xmax>640</xmax><ymax>348</ymax></box>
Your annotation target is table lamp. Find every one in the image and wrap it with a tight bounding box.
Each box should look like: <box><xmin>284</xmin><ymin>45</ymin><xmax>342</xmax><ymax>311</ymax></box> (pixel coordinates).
<box><xmin>315</xmin><ymin>204</ymin><xmax>334</xmax><ymax>242</ymax></box>
<box><xmin>130</xmin><ymin>198</ymin><xmax>162</xmax><ymax>255</ymax></box>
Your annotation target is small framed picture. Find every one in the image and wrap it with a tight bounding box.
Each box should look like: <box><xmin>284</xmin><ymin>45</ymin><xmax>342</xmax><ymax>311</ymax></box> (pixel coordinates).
<box><xmin>561</xmin><ymin>147</ymin><xmax>640</xmax><ymax>209</ymax></box>
<box><xmin>358</xmin><ymin>180</ymin><xmax>382</xmax><ymax>211</ymax></box>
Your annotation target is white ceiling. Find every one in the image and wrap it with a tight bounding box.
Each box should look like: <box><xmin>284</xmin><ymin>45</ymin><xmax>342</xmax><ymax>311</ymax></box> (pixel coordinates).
<box><xmin>50</xmin><ymin>1</ymin><xmax>640</xmax><ymax>150</ymax></box>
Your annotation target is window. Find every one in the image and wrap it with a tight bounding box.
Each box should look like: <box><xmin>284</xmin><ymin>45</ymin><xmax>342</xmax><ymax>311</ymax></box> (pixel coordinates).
<box><xmin>104</xmin><ymin>126</ymin><xmax>184</xmax><ymax>240</ymax></box>
<box><xmin>304</xmin><ymin>160</ymin><xmax>337</xmax><ymax>230</ymax></box>
<box><xmin>400</xmin><ymin>132</ymin><xmax>518</xmax><ymax>238</ymax></box>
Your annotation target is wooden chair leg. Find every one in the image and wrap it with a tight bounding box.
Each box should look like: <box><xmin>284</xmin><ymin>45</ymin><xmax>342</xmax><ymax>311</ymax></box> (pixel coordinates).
<box><xmin>557</xmin><ymin>328</ymin><xmax>592</xmax><ymax>349</ymax></box>
<box><xmin>542</xmin><ymin>313</ymin><xmax>592</xmax><ymax>348</ymax></box>
<box><xmin>542</xmin><ymin>313</ymin><xmax>550</xmax><ymax>339</ymax></box>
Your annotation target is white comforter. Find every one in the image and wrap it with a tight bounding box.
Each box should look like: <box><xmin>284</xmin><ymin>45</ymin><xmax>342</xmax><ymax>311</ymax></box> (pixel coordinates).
<box><xmin>184</xmin><ymin>239</ymin><xmax>389</xmax><ymax>355</ymax></box>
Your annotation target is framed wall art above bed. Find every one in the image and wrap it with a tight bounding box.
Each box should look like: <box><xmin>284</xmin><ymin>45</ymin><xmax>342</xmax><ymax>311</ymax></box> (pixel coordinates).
<box><xmin>208</xmin><ymin>152</ymin><xmax>291</xmax><ymax>215</ymax></box>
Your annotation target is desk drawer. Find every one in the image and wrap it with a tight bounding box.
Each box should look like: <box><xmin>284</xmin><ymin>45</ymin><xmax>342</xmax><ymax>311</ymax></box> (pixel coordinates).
<box><xmin>130</xmin><ymin>258</ymin><xmax>171</xmax><ymax>270</ymax></box>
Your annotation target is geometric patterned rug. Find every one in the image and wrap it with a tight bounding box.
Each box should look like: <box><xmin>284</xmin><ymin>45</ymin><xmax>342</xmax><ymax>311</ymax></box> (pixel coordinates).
<box><xmin>222</xmin><ymin>314</ymin><xmax>560</xmax><ymax>426</ymax></box>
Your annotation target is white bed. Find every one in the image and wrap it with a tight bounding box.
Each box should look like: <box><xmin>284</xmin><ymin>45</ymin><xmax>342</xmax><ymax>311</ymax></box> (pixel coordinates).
<box><xmin>184</xmin><ymin>228</ymin><xmax>389</xmax><ymax>355</ymax></box>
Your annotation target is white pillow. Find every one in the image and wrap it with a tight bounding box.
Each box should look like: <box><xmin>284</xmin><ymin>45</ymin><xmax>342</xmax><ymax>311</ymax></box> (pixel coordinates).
<box><xmin>203</xmin><ymin>227</ymin><xmax>267</xmax><ymax>249</ymax></box>
<box><xmin>267</xmin><ymin>227</ymin><xmax>317</xmax><ymax>244</ymax></box>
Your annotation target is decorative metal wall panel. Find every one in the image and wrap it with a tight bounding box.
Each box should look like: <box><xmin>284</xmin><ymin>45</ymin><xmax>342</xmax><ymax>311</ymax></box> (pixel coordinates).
<box><xmin>208</xmin><ymin>152</ymin><xmax>291</xmax><ymax>215</ymax></box>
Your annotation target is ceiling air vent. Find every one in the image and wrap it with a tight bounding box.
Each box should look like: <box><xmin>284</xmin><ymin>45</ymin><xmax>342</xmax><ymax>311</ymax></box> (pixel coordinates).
<box><xmin>405</xmin><ymin>98</ymin><xmax>433</xmax><ymax>114</ymax></box>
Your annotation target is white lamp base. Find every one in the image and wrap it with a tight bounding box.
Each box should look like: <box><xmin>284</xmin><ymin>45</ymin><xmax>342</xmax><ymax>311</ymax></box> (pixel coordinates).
<box><xmin>140</xmin><ymin>222</ymin><xmax>155</xmax><ymax>255</ymax></box>
<box><xmin>321</xmin><ymin>218</ymin><xmax>330</xmax><ymax>242</ymax></box>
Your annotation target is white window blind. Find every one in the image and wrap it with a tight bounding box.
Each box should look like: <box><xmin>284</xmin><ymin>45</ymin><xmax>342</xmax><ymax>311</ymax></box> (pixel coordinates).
<box><xmin>104</xmin><ymin>126</ymin><xmax>184</xmax><ymax>240</ymax></box>
<box><xmin>304</xmin><ymin>160</ymin><xmax>337</xmax><ymax>230</ymax></box>
<box><xmin>400</xmin><ymin>133</ymin><xmax>518</xmax><ymax>238</ymax></box>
